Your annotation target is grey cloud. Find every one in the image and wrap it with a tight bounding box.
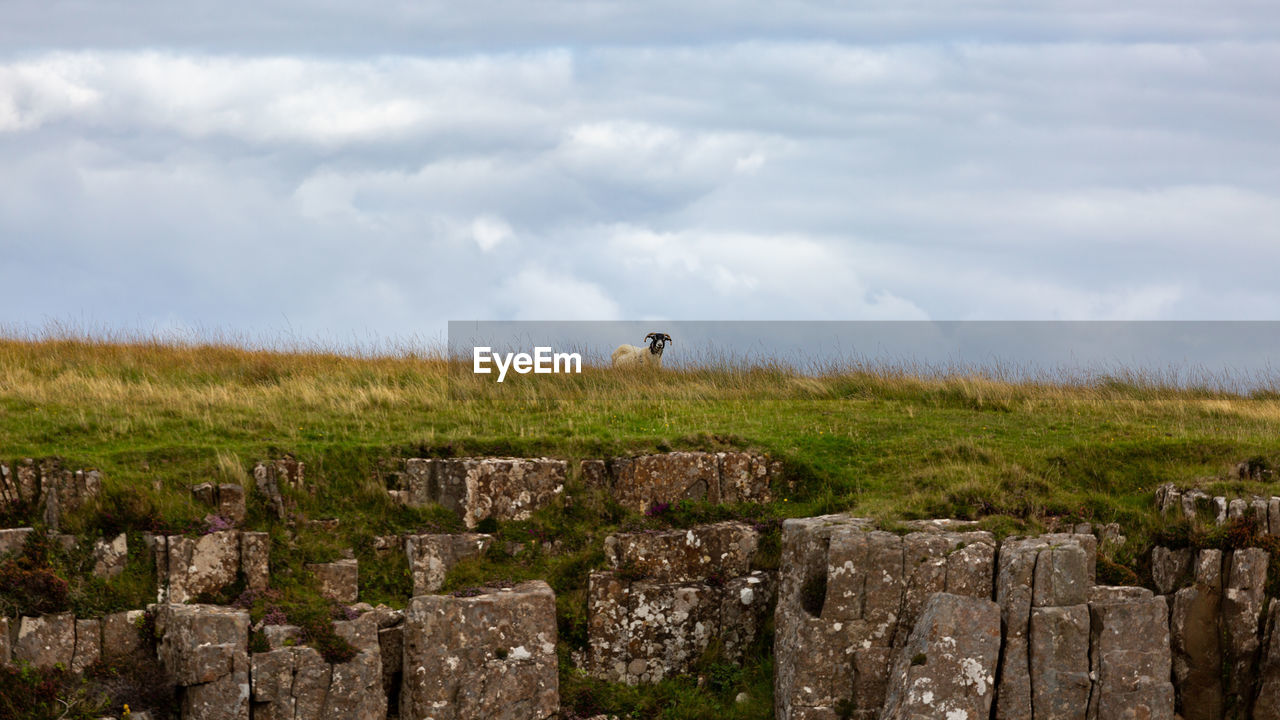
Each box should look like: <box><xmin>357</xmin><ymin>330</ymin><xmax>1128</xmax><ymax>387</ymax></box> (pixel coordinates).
<box><xmin>1</xmin><ymin>9</ymin><xmax>1279</xmax><ymax>340</ymax></box>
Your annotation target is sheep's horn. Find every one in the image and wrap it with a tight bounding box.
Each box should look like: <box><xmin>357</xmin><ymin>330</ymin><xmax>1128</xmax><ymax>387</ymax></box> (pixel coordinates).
<box><xmin>645</xmin><ymin>333</ymin><xmax>656</xmax><ymax>341</ymax></box>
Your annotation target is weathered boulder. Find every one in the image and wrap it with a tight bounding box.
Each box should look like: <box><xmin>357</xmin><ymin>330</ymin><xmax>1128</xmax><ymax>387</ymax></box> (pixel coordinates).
<box><xmin>0</xmin><ymin>616</ymin><xmax>9</xmax><ymax>666</ymax></box>
<box><xmin>309</xmin><ymin>559</ymin><xmax>359</xmax><ymax>603</ymax></box>
<box><xmin>251</xmin><ymin>644</ymin><xmax>331</xmax><ymax>720</ymax></box>
<box><xmin>881</xmin><ymin>593</ymin><xmax>1001</xmax><ymax>720</ymax></box>
<box><xmin>193</xmin><ymin>483</ymin><xmax>247</xmax><ymax>524</ymax></box>
<box><xmin>1151</xmin><ymin>546</ymin><xmax>1193</xmax><ymax>595</ymax></box>
<box><xmin>994</xmin><ymin>533</ymin><xmax>1095</xmax><ymax>720</ymax></box>
<box><xmin>1087</xmin><ymin>586</ymin><xmax>1174</xmax><ymax>720</ymax></box>
<box><xmin>1029</xmin><ymin>605</ymin><xmax>1091</xmax><ymax>720</ymax></box>
<box><xmin>585</xmin><ymin>522</ymin><xmax>772</xmax><ymax>684</ymax></box>
<box><xmin>0</xmin><ymin>526</ymin><xmax>33</xmax><ymax>557</ymax></box>
<box><xmin>398</xmin><ymin>457</ymin><xmax>566</xmax><ymax>529</ymax></box>
<box><xmin>773</xmin><ymin>515</ymin><xmax>995</xmax><ymax>720</ymax></box>
<box><xmin>603</xmin><ymin>521</ymin><xmax>757</xmax><ymax>583</ymax></box>
<box><xmin>405</xmin><ymin>533</ymin><xmax>493</xmax><ymax>595</ymax></box>
<box><xmin>101</xmin><ymin>610</ymin><xmax>149</xmax><ymax>665</ymax></box>
<box><xmin>1254</xmin><ymin>602</ymin><xmax>1280</xmax><ymax>720</ymax></box>
<box><xmin>165</xmin><ymin>531</ymin><xmax>243</xmax><ymax>603</ymax></box>
<box><xmin>1</xmin><ymin>460</ymin><xmax>101</xmax><ymax>530</ymax></box>
<box><xmin>93</xmin><ymin>532</ymin><xmax>128</xmax><ymax>578</ymax></box>
<box><xmin>1170</xmin><ymin>549</ymin><xmax>1223</xmax><ymax>720</ymax></box>
<box><xmin>72</xmin><ymin>618</ymin><xmax>101</xmax><ymax>673</ymax></box>
<box><xmin>155</xmin><ymin>603</ymin><xmax>251</xmax><ymax>720</ymax></box>
<box><xmin>13</xmin><ymin>613</ymin><xmax>75</xmax><ymax>669</ymax></box>
<box><xmin>253</xmin><ymin>614</ymin><xmax>386</xmax><ymax>720</ymax></box>
<box><xmin>583</xmin><ymin>451</ymin><xmax>778</xmax><ymax>512</ymax></box>
<box><xmin>240</xmin><ymin>531</ymin><xmax>270</xmax><ymax>592</ymax></box>
<box><xmin>1223</xmin><ymin>547</ymin><xmax>1268</xmax><ymax>702</ymax></box>
<box><xmin>401</xmin><ymin>581</ymin><xmax>558</xmax><ymax>720</ymax></box>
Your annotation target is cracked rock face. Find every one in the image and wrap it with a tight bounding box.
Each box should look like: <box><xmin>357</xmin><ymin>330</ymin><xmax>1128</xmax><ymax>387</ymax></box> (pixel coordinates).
<box><xmin>405</xmin><ymin>533</ymin><xmax>493</xmax><ymax>596</ymax></box>
<box><xmin>1087</xmin><ymin>586</ymin><xmax>1174</xmax><ymax>720</ymax></box>
<box><xmin>583</xmin><ymin>451</ymin><xmax>778</xmax><ymax>512</ymax></box>
<box><xmin>401</xmin><ymin>580</ymin><xmax>558</xmax><ymax>720</ymax></box>
<box><xmin>773</xmin><ymin>515</ymin><xmax>996</xmax><ymax>720</ymax></box>
<box><xmin>586</xmin><ymin>522</ymin><xmax>773</xmax><ymax>685</ymax></box>
<box><xmin>252</xmin><ymin>614</ymin><xmax>386</xmax><ymax>720</ymax></box>
<box><xmin>398</xmin><ymin>458</ymin><xmax>566</xmax><ymax>529</ymax></box>
<box><xmin>881</xmin><ymin>592</ymin><xmax>1002</xmax><ymax>720</ymax></box>
<box><xmin>155</xmin><ymin>604</ymin><xmax>251</xmax><ymax>720</ymax></box>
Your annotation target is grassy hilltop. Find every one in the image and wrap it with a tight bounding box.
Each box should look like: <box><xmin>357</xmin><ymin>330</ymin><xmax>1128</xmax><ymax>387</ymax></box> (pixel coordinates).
<box><xmin>3</xmin><ymin>335</ymin><xmax>1280</xmax><ymax>718</ymax></box>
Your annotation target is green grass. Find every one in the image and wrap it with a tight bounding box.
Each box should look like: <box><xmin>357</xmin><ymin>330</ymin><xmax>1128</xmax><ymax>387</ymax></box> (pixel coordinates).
<box><xmin>3</xmin><ymin>336</ymin><xmax>1280</xmax><ymax>718</ymax></box>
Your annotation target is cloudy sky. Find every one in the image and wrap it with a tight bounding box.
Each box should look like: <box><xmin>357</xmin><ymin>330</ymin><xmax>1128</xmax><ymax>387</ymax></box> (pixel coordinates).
<box><xmin>2</xmin><ymin>1</ymin><xmax>1279</xmax><ymax>344</ymax></box>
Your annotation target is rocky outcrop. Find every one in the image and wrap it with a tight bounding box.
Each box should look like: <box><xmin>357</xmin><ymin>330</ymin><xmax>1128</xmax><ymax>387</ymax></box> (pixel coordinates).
<box><xmin>154</xmin><ymin>529</ymin><xmax>271</xmax><ymax>603</ymax></box>
<box><xmin>12</xmin><ymin>613</ymin><xmax>75</xmax><ymax>669</ymax></box>
<box><xmin>405</xmin><ymin>533</ymin><xmax>493</xmax><ymax>595</ymax></box>
<box><xmin>392</xmin><ymin>457</ymin><xmax>566</xmax><ymax>529</ymax></box>
<box><xmin>1151</xmin><ymin>546</ymin><xmax>1193</xmax><ymax>595</ymax></box>
<box><xmin>881</xmin><ymin>593</ymin><xmax>1001</xmax><ymax>720</ymax></box>
<box><xmin>580</xmin><ymin>451</ymin><xmax>779</xmax><ymax>511</ymax></box>
<box><xmin>309</xmin><ymin>559</ymin><xmax>359</xmax><ymax>603</ymax></box>
<box><xmin>402</xmin><ymin>581</ymin><xmax>558</xmax><ymax>720</ymax></box>
<box><xmin>0</xmin><ymin>459</ymin><xmax>101</xmax><ymax>530</ymax></box>
<box><xmin>585</xmin><ymin>521</ymin><xmax>772</xmax><ymax>684</ymax></box>
<box><xmin>773</xmin><ymin>515</ymin><xmax>997</xmax><ymax>720</ymax></box>
<box><xmin>251</xmin><ymin>613</ymin><xmax>385</xmax><ymax>720</ymax></box>
<box><xmin>994</xmin><ymin>533</ymin><xmax>1096</xmax><ymax>720</ymax></box>
<box><xmin>1170</xmin><ymin>549</ymin><xmax>1225</xmax><ymax>720</ymax></box>
<box><xmin>0</xmin><ymin>526</ymin><xmax>33</xmax><ymax>556</ymax></box>
<box><xmin>253</xmin><ymin>457</ymin><xmax>304</xmax><ymax>520</ymax></box>
<box><xmin>155</xmin><ymin>604</ymin><xmax>251</xmax><ymax>720</ymax></box>
<box><xmin>93</xmin><ymin>532</ymin><xmax>128</xmax><ymax>578</ymax></box>
<box><xmin>1087</xmin><ymin>586</ymin><xmax>1174</xmax><ymax>720</ymax></box>
<box><xmin>192</xmin><ymin>483</ymin><xmax>247</xmax><ymax>524</ymax></box>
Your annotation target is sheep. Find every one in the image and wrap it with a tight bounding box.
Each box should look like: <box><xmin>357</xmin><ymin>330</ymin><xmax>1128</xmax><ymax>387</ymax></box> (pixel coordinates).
<box><xmin>611</xmin><ymin>332</ymin><xmax>672</xmax><ymax>368</ymax></box>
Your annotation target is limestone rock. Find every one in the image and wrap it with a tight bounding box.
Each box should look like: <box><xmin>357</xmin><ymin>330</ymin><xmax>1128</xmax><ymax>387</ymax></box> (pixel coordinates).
<box><xmin>323</xmin><ymin>614</ymin><xmax>385</xmax><ymax>720</ymax></box>
<box><xmin>584</xmin><ymin>522</ymin><xmax>773</xmax><ymax>685</ymax></box>
<box><xmin>251</xmin><ymin>645</ymin><xmax>330</xmax><ymax>720</ymax></box>
<box><xmin>1223</xmin><ymin>547</ymin><xmax>1268</xmax><ymax>701</ymax></box>
<box><xmin>240</xmin><ymin>531</ymin><xmax>270</xmax><ymax>592</ymax></box>
<box><xmin>1087</xmin><ymin>586</ymin><xmax>1174</xmax><ymax>720</ymax></box>
<box><xmin>994</xmin><ymin>533</ymin><xmax>1095</xmax><ymax>720</ymax></box>
<box><xmin>0</xmin><ymin>526</ymin><xmax>33</xmax><ymax>557</ymax></box>
<box><xmin>405</xmin><ymin>533</ymin><xmax>493</xmax><ymax>595</ymax></box>
<box><xmin>93</xmin><ymin>532</ymin><xmax>128</xmax><ymax>578</ymax></box>
<box><xmin>881</xmin><ymin>593</ymin><xmax>1001</xmax><ymax>720</ymax></box>
<box><xmin>166</xmin><ymin>530</ymin><xmax>242</xmax><ymax>603</ymax></box>
<box><xmin>774</xmin><ymin>515</ymin><xmax>994</xmax><ymax>720</ymax></box>
<box><xmin>1151</xmin><ymin>546</ymin><xmax>1193</xmax><ymax>595</ymax></box>
<box><xmin>590</xmin><ymin>451</ymin><xmax>776</xmax><ymax>512</ymax></box>
<box><xmin>309</xmin><ymin>559</ymin><xmax>359</xmax><ymax>603</ymax></box>
<box><xmin>0</xmin><ymin>617</ymin><xmax>9</xmax><ymax>666</ymax></box>
<box><xmin>1170</xmin><ymin>549</ymin><xmax>1223</xmax><ymax>720</ymax></box>
<box><xmin>401</xmin><ymin>581</ymin><xmax>558</xmax><ymax>720</ymax></box>
<box><xmin>101</xmin><ymin>610</ymin><xmax>149</xmax><ymax>665</ymax></box>
<box><xmin>1029</xmin><ymin>605</ymin><xmax>1091</xmax><ymax>720</ymax></box>
<box><xmin>14</xmin><ymin>613</ymin><xmax>75</xmax><ymax>669</ymax></box>
<box><xmin>72</xmin><ymin>618</ymin><xmax>101</xmax><ymax>674</ymax></box>
<box><xmin>1033</xmin><ymin>543</ymin><xmax>1090</xmax><ymax>607</ymax></box>
<box><xmin>400</xmin><ymin>457</ymin><xmax>566</xmax><ymax>529</ymax></box>
<box><xmin>1253</xmin><ymin>602</ymin><xmax>1280</xmax><ymax>720</ymax></box>
<box><xmin>155</xmin><ymin>604</ymin><xmax>251</xmax><ymax>720</ymax></box>
<box><xmin>252</xmin><ymin>462</ymin><xmax>287</xmax><ymax>520</ymax></box>
<box><xmin>603</xmin><ymin>521</ymin><xmax>758</xmax><ymax>584</ymax></box>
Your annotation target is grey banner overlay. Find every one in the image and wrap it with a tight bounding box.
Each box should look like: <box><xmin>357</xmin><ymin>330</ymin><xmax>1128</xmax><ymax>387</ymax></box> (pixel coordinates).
<box><xmin>449</xmin><ymin>321</ymin><xmax>1280</xmax><ymax>391</ymax></box>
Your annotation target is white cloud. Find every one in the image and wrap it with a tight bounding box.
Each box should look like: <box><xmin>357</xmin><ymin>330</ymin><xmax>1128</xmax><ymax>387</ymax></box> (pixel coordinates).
<box><xmin>495</xmin><ymin>268</ymin><xmax>622</xmax><ymax>320</ymax></box>
<box><xmin>471</xmin><ymin>215</ymin><xmax>514</xmax><ymax>252</ymax></box>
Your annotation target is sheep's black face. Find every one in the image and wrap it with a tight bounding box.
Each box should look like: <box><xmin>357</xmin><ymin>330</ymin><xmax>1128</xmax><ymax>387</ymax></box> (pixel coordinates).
<box><xmin>646</xmin><ymin>333</ymin><xmax>670</xmax><ymax>354</ymax></box>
